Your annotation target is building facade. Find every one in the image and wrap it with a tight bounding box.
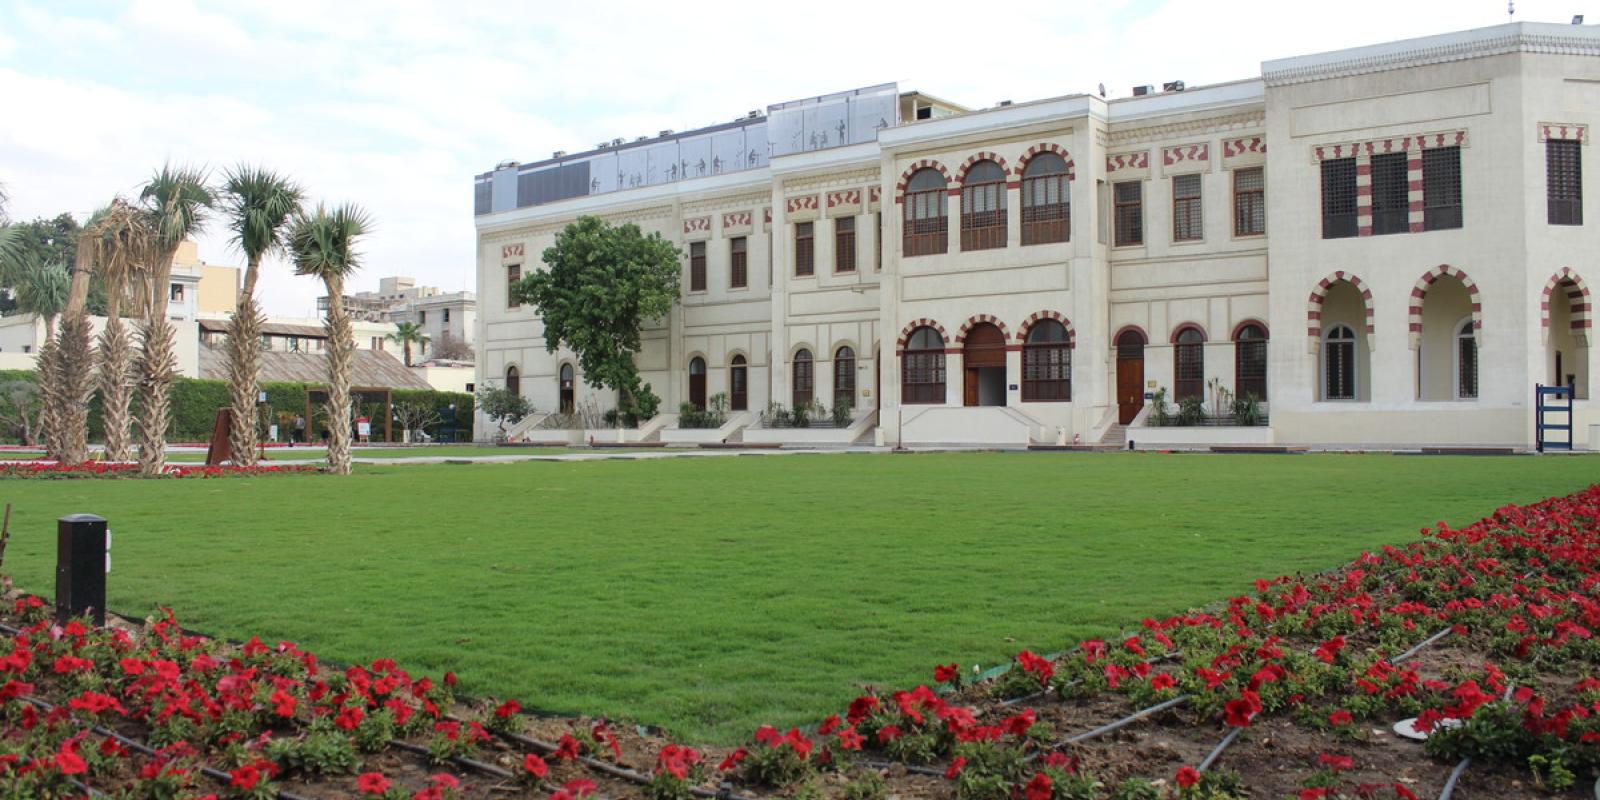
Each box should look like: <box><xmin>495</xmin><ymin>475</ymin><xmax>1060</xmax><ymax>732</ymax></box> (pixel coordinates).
<box><xmin>473</xmin><ymin>22</ymin><xmax>1599</xmax><ymax>449</ymax></box>
<box><xmin>321</xmin><ymin>276</ymin><xmax>477</xmax><ymax>359</ymax></box>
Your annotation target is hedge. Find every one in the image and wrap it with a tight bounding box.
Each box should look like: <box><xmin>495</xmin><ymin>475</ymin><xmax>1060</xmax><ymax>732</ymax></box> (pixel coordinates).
<box><xmin>0</xmin><ymin>369</ymin><xmax>473</xmax><ymax>444</ymax></box>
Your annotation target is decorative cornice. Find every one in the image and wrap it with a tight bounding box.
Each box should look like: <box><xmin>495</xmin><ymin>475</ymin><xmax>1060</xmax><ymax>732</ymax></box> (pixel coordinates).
<box><xmin>1263</xmin><ymin>29</ymin><xmax>1600</xmax><ymax>87</ymax></box>
<box><xmin>783</xmin><ymin>167</ymin><xmax>880</xmax><ymax>194</ymax></box>
<box><xmin>1108</xmin><ymin>111</ymin><xmax>1264</xmax><ymax>146</ymax></box>
<box><xmin>682</xmin><ymin>190</ymin><xmax>772</xmax><ymax>216</ymax></box>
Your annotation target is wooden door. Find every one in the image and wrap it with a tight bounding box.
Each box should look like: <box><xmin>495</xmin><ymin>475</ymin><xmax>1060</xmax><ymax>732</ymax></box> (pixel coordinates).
<box><xmin>964</xmin><ymin>369</ymin><xmax>980</xmax><ymax>406</ymax></box>
<box><xmin>688</xmin><ymin>357</ymin><xmax>707</xmax><ymax>410</ymax></box>
<box><xmin>1116</xmin><ymin>330</ymin><xmax>1146</xmax><ymax>424</ymax></box>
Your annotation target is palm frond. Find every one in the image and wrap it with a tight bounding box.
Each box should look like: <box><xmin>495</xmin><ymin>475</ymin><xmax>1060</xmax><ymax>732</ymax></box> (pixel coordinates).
<box><xmin>221</xmin><ymin>165</ymin><xmax>304</xmax><ymax>264</ymax></box>
<box><xmin>287</xmin><ymin>202</ymin><xmax>373</xmax><ymax>282</ymax></box>
<box><xmin>140</xmin><ymin>163</ymin><xmax>215</xmax><ymax>250</ymax></box>
<box><xmin>12</xmin><ymin>255</ymin><xmax>71</xmax><ymax>321</ymax></box>
<box><xmin>77</xmin><ymin>198</ymin><xmax>155</xmax><ymax>311</ymax></box>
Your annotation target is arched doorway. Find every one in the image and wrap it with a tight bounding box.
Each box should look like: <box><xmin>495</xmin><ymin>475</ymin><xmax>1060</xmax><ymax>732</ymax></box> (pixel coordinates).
<box><xmin>688</xmin><ymin>357</ymin><xmax>706</xmax><ymax>410</ymax></box>
<box><xmin>962</xmin><ymin>322</ymin><xmax>1006</xmax><ymax>406</ymax></box>
<box><xmin>1115</xmin><ymin>329</ymin><xmax>1145</xmax><ymax>423</ymax></box>
<box><xmin>558</xmin><ymin>364</ymin><xmax>575</xmax><ymax>414</ymax></box>
<box><xmin>505</xmin><ymin>365</ymin><xmax>520</xmax><ymax>397</ymax></box>
<box><xmin>1546</xmin><ymin>273</ymin><xmax>1591</xmax><ymax>398</ymax></box>
<box><xmin>792</xmin><ymin>349</ymin><xmax>814</xmax><ymax>409</ymax></box>
<box><xmin>729</xmin><ymin>355</ymin><xmax>747</xmax><ymax>411</ymax></box>
<box><xmin>834</xmin><ymin>346</ymin><xmax>856</xmax><ymax>410</ymax></box>
<box><xmin>1233</xmin><ymin>323</ymin><xmax>1268</xmax><ymax>401</ymax></box>
<box><xmin>1415</xmin><ymin>273</ymin><xmax>1475</xmax><ymax>401</ymax></box>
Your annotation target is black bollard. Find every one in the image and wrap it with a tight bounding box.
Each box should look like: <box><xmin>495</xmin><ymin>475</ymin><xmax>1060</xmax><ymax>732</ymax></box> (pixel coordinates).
<box><xmin>55</xmin><ymin>514</ymin><xmax>107</xmax><ymax>626</ymax></box>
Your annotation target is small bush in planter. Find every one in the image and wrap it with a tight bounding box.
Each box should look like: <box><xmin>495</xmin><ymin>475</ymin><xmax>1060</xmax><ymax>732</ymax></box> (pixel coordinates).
<box><xmin>1231</xmin><ymin>392</ymin><xmax>1264</xmax><ymax>427</ymax></box>
<box><xmin>831</xmin><ymin>397</ymin><xmax>853</xmax><ymax>427</ymax></box>
<box><xmin>1176</xmin><ymin>394</ymin><xmax>1206</xmax><ymax>426</ymax></box>
<box><xmin>761</xmin><ymin>401</ymin><xmax>792</xmax><ymax>428</ymax></box>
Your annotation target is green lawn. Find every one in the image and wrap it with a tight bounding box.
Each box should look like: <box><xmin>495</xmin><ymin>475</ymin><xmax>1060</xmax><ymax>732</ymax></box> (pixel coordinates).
<box><xmin>0</xmin><ymin>452</ymin><xmax>1593</xmax><ymax>742</ymax></box>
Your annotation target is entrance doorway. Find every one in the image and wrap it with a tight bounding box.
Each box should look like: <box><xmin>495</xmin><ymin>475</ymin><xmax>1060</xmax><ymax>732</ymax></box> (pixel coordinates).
<box><xmin>559</xmin><ymin>364</ymin><xmax>575</xmax><ymax>414</ymax></box>
<box><xmin>688</xmin><ymin>357</ymin><xmax>706</xmax><ymax>410</ymax></box>
<box><xmin>729</xmin><ymin>355</ymin><xmax>747</xmax><ymax>411</ymax></box>
<box><xmin>1116</xmin><ymin>329</ymin><xmax>1146</xmax><ymax>424</ymax></box>
<box><xmin>962</xmin><ymin>322</ymin><xmax>1007</xmax><ymax>406</ymax></box>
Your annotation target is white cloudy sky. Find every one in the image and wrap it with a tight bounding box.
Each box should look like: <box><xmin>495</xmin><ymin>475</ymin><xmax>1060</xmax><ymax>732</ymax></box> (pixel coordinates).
<box><xmin>0</xmin><ymin>0</ymin><xmax>1584</xmax><ymax>315</ymax></box>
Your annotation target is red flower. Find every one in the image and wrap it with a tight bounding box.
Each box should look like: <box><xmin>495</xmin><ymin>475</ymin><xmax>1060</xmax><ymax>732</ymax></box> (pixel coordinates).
<box><xmin>1328</xmin><ymin>709</ymin><xmax>1353</xmax><ymax>727</ymax></box>
<box><xmin>561</xmin><ymin>778</ymin><xmax>595</xmax><ymax>798</ymax></box>
<box><xmin>818</xmin><ymin>714</ymin><xmax>842</xmax><ymax>735</ymax></box>
<box><xmin>716</xmin><ymin>748</ymin><xmax>747</xmax><ymax>771</ymax></box>
<box><xmin>495</xmin><ymin>700</ymin><xmax>521</xmax><ymax>719</ymax></box>
<box><xmin>934</xmin><ymin>663</ymin><xmax>959</xmax><ymax>684</ymax></box>
<box><xmin>524</xmin><ymin>754</ymin><xmax>548</xmax><ymax>778</ymax></box>
<box><xmin>1224</xmin><ymin>691</ymin><xmax>1261</xmax><ymax>727</ymax></box>
<box><xmin>1318</xmin><ymin>753</ymin><xmax>1353</xmax><ymax>771</ymax></box>
<box><xmin>876</xmin><ymin>725</ymin><xmax>903</xmax><ymax>743</ymax></box>
<box><xmin>1024</xmin><ymin>772</ymin><xmax>1053</xmax><ymax>800</ymax></box>
<box><xmin>335</xmin><ymin>706</ymin><xmax>365</xmax><ymax>730</ymax></box>
<box><xmin>555</xmin><ymin>733</ymin><xmax>580</xmax><ymax>761</ymax></box>
<box><xmin>1300</xmin><ymin>789</ymin><xmax>1328</xmax><ymax>800</ymax></box>
<box><xmin>1150</xmin><ymin>672</ymin><xmax>1177</xmax><ymax>691</ymax></box>
<box><xmin>55</xmin><ymin>750</ymin><xmax>87</xmax><ymax>776</ymax></box>
<box><xmin>1393</xmin><ymin>784</ymin><xmax>1420</xmax><ymax>800</ymax></box>
<box><xmin>230</xmin><ymin>765</ymin><xmax>263</xmax><ymax>790</ymax></box>
<box><xmin>1002</xmin><ymin>709</ymin><xmax>1037</xmax><ymax>737</ymax></box>
<box><xmin>1176</xmin><ymin>765</ymin><xmax>1200</xmax><ymax>788</ymax></box>
<box><xmin>443</xmin><ymin>672</ymin><xmax>458</xmax><ymax>687</ymax></box>
<box><xmin>357</xmin><ymin>772</ymin><xmax>391</xmax><ymax>795</ymax></box>
<box><xmin>430</xmin><ymin>774</ymin><xmax>461</xmax><ymax>789</ymax></box>
<box><xmin>271</xmin><ymin>689</ymin><xmax>297</xmax><ymax>718</ymax></box>
<box><xmin>943</xmin><ymin>756</ymin><xmax>966</xmax><ymax>779</ymax></box>
<box><xmin>835</xmin><ymin>727</ymin><xmax>864</xmax><ymax>751</ymax></box>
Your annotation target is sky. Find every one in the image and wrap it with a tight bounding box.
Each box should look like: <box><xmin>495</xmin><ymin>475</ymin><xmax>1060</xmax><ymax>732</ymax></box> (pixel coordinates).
<box><xmin>0</xmin><ymin>0</ymin><xmax>1587</xmax><ymax>316</ymax></box>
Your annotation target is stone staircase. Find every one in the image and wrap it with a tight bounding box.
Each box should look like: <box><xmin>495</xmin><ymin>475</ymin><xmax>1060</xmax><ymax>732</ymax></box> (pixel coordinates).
<box><xmin>1099</xmin><ymin>424</ymin><xmax>1128</xmax><ymax>449</ymax></box>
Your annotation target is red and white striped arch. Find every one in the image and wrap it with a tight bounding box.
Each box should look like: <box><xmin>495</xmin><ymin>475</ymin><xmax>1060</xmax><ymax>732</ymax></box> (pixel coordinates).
<box><xmin>952</xmin><ymin>152</ymin><xmax>1012</xmax><ymax>190</ymax></box>
<box><xmin>1016</xmin><ymin>143</ymin><xmax>1075</xmax><ymax>181</ymax></box>
<box><xmin>1542</xmin><ymin>267</ymin><xmax>1593</xmax><ymax>346</ymax></box>
<box><xmin>895</xmin><ymin>318</ymin><xmax>950</xmax><ymax>354</ymax></box>
<box><xmin>1306</xmin><ymin>271</ymin><xmax>1374</xmax><ymax>354</ymax></box>
<box><xmin>1408</xmin><ymin>265</ymin><xmax>1482</xmax><ymax>349</ymax></box>
<box><xmin>1015</xmin><ymin>310</ymin><xmax>1075</xmax><ymax>347</ymax></box>
<box><xmin>894</xmin><ymin>160</ymin><xmax>954</xmax><ymax>204</ymax></box>
<box><xmin>953</xmin><ymin>314</ymin><xmax>1010</xmax><ymax>345</ymax></box>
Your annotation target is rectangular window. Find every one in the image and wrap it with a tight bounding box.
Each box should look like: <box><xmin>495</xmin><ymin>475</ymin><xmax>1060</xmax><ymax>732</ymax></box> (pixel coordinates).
<box><xmin>1113</xmin><ymin>181</ymin><xmax>1142</xmax><ymax>246</ymax></box>
<box><xmin>834</xmin><ymin>217</ymin><xmax>856</xmax><ymax>272</ymax></box>
<box><xmin>1423</xmin><ymin>146</ymin><xmax>1462</xmax><ymax>231</ymax></box>
<box><xmin>1233</xmin><ymin>167</ymin><xmax>1265</xmax><ymax>236</ymax></box>
<box><xmin>443</xmin><ymin>308</ymin><xmax>450</xmax><ymax>323</ymax></box>
<box><xmin>1320</xmin><ymin>158</ymin><xmax>1357</xmax><ymax>239</ymax></box>
<box><xmin>418</xmin><ymin>310</ymin><xmax>426</xmax><ymax>324</ymax></box>
<box><xmin>506</xmin><ymin>264</ymin><xmax>522</xmax><ymax>308</ymax></box>
<box><xmin>1370</xmin><ymin>152</ymin><xmax>1409</xmax><ymax>235</ymax></box>
<box><xmin>689</xmin><ymin>241</ymin><xmax>706</xmax><ymax>292</ymax></box>
<box><xmin>874</xmin><ymin>212</ymin><xmax>882</xmax><ymax>271</ymax></box>
<box><xmin>170</xmin><ymin>284</ymin><xmax>184</xmax><ymax>301</ymax></box>
<box><xmin>1172</xmin><ymin>173</ymin><xmax>1203</xmax><ymax>241</ymax></box>
<box><xmin>729</xmin><ymin>237</ymin><xmax>747</xmax><ymax>288</ymax></box>
<box><xmin>794</xmin><ymin>222</ymin><xmax>814</xmax><ymax>276</ymax></box>
<box><xmin>1548</xmin><ymin>139</ymin><xmax>1583</xmax><ymax>225</ymax></box>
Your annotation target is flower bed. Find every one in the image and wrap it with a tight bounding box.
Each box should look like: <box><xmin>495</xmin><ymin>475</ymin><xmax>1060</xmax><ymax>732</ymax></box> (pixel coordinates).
<box><xmin>0</xmin><ymin>486</ymin><xmax>1595</xmax><ymax>799</ymax></box>
<box><xmin>0</xmin><ymin>462</ymin><xmax>321</xmax><ymax>479</ymax></box>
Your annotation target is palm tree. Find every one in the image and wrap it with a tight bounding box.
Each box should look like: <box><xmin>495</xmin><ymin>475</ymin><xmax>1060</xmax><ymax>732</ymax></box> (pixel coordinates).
<box><xmin>41</xmin><ymin>213</ymin><xmax>106</xmax><ymax>464</ymax></box>
<box><xmin>386</xmin><ymin>321</ymin><xmax>430</xmax><ymax>366</ymax></box>
<box><xmin>219</xmin><ymin>166</ymin><xmax>303</xmax><ymax>466</ymax></box>
<box><xmin>287</xmin><ymin>203</ymin><xmax>372</xmax><ymax>475</ymax></box>
<box><xmin>12</xmin><ymin>256</ymin><xmax>69</xmax><ymax>457</ymax></box>
<box><xmin>137</xmin><ymin>165</ymin><xmax>213</xmax><ymax>476</ymax></box>
<box><xmin>79</xmin><ymin>199</ymin><xmax>153</xmax><ymax>462</ymax></box>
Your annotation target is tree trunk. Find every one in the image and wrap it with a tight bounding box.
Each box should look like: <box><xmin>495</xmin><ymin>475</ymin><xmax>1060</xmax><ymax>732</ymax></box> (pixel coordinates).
<box><xmin>403</xmin><ymin>341</ymin><xmax>412</xmax><ymax>367</ymax></box>
<box><xmin>98</xmin><ymin>305</ymin><xmax>135</xmax><ymax>462</ymax></box>
<box><xmin>226</xmin><ymin>290</ymin><xmax>264</xmax><ymax>466</ymax></box>
<box><xmin>136</xmin><ymin>317</ymin><xmax>177</xmax><ymax>476</ymax></box>
<box><xmin>322</xmin><ymin>280</ymin><xmax>353</xmax><ymax>475</ymax></box>
<box><xmin>35</xmin><ymin>338</ymin><xmax>61</xmax><ymax>459</ymax></box>
<box><xmin>137</xmin><ymin>251</ymin><xmax>178</xmax><ymax>476</ymax></box>
<box><xmin>47</xmin><ymin>316</ymin><xmax>93</xmax><ymax>463</ymax></box>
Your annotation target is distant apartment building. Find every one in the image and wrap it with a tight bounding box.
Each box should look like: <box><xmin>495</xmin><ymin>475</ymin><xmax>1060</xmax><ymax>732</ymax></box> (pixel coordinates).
<box><xmin>319</xmin><ymin>276</ymin><xmax>476</xmax><ymax>358</ymax></box>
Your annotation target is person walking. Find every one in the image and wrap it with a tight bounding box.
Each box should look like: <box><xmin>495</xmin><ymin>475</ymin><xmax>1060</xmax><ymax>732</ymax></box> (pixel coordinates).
<box><xmin>293</xmin><ymin>414</ymin><xmax>306</xmax><ymax>445</ymax></box>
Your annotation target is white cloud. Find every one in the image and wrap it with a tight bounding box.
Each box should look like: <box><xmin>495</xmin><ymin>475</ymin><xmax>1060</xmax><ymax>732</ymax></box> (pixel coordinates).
<box><xmin>0</xmin><ymin>0</ymin><xmax>1587</xmax><ymax>315</ymax></box>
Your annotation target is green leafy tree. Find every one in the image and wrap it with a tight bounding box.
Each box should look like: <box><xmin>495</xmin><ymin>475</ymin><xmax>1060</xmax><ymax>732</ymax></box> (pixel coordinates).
<box><xmin>386</xmin><ymin>321</ymin><xmax>430</xmax><ymax>366</ymax></box>
<box><xmin>475</xmin><ymin>386</ymin><xmax>530</xmax><ymax>437</ymax></box>
<box><xmin>512</xmin><ymin>215</ymin><xmax>680</xmax><ymax>420</ymax></box>
<box><xmin>0</xmin><ymin>214</ymin><xmax>107</xmax><ymax>316</ymax></box>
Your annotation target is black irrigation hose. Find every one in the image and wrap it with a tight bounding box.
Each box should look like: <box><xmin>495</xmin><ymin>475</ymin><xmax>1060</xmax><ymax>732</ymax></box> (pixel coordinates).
<box><xmin>1196</xmin><ymin>726</ymin><xmax>1242</xmax><ymax>772</ymax></box>
<box><xmin>1060</xmin><ymin>694</ymin><xmax>1191</xmax><ymax>746</ymax></box>
<box><xmin>1438</xmin><ymin>756</ymin><xmax>1471</xmax><ymax>800</ymax></box>
<box><xmin>388</xmin><ymin>740</ymin><xmax>515</xmax><ymax>781</ymax></box>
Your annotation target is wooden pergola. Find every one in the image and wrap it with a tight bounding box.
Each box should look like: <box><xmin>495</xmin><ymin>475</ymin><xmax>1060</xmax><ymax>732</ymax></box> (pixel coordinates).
<box><xmin>303</xmin><ymin>386</ymin><xmax>394</xmax><ymax>444</ymax></box>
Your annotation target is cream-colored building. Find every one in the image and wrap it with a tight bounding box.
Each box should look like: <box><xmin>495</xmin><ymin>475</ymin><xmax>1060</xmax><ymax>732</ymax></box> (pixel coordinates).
<box><xmin>320</xmin><ymin>277</ymin><xmax>477</xmax><ymax>360</ymax></box>
<box><xmin>473</xmin><ymin>22</ymin><xmax>1600</xmax><ymax>450</ymax></box>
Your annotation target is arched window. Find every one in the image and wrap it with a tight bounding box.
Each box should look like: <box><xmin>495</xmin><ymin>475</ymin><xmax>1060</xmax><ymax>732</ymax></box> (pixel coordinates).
<box><xmin>729</xmin><ymin>355</ymin><xmax>748</xmax><ymax>411</ymax></box>
<box><xmin>834</xmin><ymin>346</ymin><xmax>856</xmax><ymax>409</ymax></box>
<box><xmin>1022</xmin><ymin>153</ymin><xmax>1070</xmax><ymax>245</ymax></box>
<box><xmin>903</xmin><ymin>169</ymin><xmax>948</xmax><ymax>257</ymax></box>
<box><xmin>901</xmin><ymin>327</ymin><xmax>946</xmax><ymax>404</ymax></box>
<box><xmin>1455</xmin><ymin>319</ymin><xmax>1478</xmax><ymax>400</ymax></box>
<box><xmin>960</xmin><ymin>161</ymin><xmax>1007</xmax><ymax>251</ymax></box>
<box><xmin>559</xmin><ymin>363</ymin><xmax>575</xmax><ymax>414</ymax></box>
<box><xmin>688</xmin><ymin>357</ymin><xmax>707</xmax><ymax>410</ymax></box>
<box><xmin>1174</xmin><ymin>327</ymin><xmax>1205</xmax><ymax>403</ymax></box>
<box><xmin>1022</xmin><ymin>319</ymin><xmax>1071</xmax><ymax>401</ymax></box>
<box><xmin>1323</xmin><ymin>325</ymin><xmax>1357</xmax><ymax>401</ymax></box>
<box><xmin>792</xmin><ymin>349</ymin><xmax>814</xmax><ymax>409</ymax></box>
<box><xmin>1233</xmin><ymin>324</ymin><xmax>1267</xmax><ymax>401</ymax></box>
<box><xmin>505</xmin><ymin>365</ymin><xmax>520</xmax><ymax>397</ymax></box>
